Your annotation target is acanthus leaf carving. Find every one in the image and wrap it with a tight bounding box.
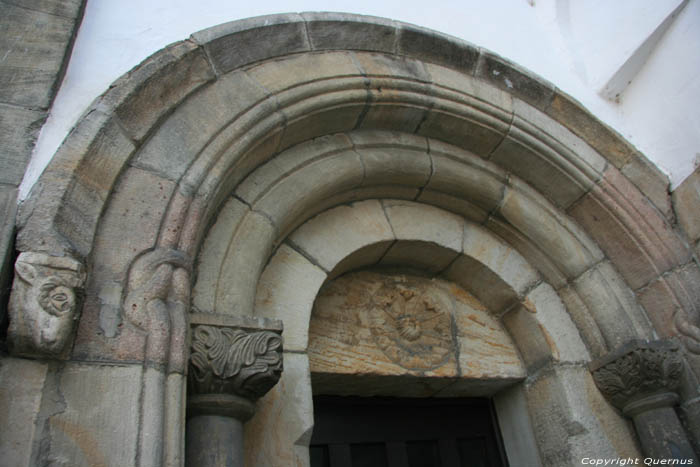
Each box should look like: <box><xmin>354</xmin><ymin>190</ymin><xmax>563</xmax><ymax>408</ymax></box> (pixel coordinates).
<box><xmin>188</xmin><ymin>324</ymin><xmax>283</xmax><ymax>401</ymax></box>
<box><xmin>591</xmin><ymin>339</ymin><xmax>684</xmax><ymax>412</ymax></box>
<box><xmin>8</xmin><ymin>252</ymin><xmax>86</xmax><ymax>358</ymax></box>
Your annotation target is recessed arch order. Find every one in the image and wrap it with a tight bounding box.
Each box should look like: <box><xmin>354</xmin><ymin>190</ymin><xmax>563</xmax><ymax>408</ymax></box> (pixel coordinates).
<box><xmin>13</xmin><ymin>12</ymin><xmax>700</xmax><ymax>467</ymax></box>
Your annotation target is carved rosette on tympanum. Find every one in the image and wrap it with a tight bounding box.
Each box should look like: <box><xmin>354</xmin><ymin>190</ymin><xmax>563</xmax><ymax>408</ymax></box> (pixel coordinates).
<box><xmin>8</xmin><ymin>252</ymin><xmax>86</xmax><ymax>358</ymax></box>
<box><xmin>188</xmin><ymin>325</ymin><xmax>283</xmax><ymax>400</ymax></box>
<box><xmin>367</xmin><ymin>278</ymin><xmax>454</xmax><ymax>371</ymax></box>
<box><xmin>591</xmin><ymin>339</ymin><xmax>684</xmax><ymax>416</ymax></box>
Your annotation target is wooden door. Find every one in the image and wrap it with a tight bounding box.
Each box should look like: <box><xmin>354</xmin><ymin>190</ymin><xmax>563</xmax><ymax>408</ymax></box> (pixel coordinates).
<box><xmin>310</xmin><ymin>396</ymin><xmax>508</xmax><ymax>467</ymax></box>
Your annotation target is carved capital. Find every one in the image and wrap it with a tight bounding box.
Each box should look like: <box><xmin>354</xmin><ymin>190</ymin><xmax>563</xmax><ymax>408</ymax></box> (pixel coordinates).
<box><xmin>590</xmin><ymin>339</ymin><xmax>684</xmax><ymax>417</ymax></box>
<box><xmin>8</xmin><ymin>252</ymin><xmax>86</xmax><ymax>358</ymax></box>
<box><xmin>188</xmin><ymin>316</ymin><xmax>283</xmax><ymax>406</ymax></box>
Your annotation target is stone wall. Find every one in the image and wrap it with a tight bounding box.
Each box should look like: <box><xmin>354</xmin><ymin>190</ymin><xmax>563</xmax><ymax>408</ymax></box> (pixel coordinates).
<box><xmin>0</xmin><ymin>0</ymin><xmax>85</xmax><ymax>328</ymax></box>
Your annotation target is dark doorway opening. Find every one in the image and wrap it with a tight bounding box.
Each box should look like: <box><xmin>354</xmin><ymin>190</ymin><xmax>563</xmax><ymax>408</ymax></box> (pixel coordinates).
<box><xmin>310</xmin><ymin>396</ymin><xmax>509</xmax><ymax>467</ymax></box>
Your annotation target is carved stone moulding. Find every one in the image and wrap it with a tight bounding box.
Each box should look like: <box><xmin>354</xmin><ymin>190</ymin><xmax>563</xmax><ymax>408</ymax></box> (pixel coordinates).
<box><xmin>187</xmin><ymin>313</ymin><xmax>283</xmax><ymax>420</ymax></box>
<box><xmin>8</xmin><ymin>252</ymin><xmax>86</xmax><ymax>359</ymax></box>
<box><xmin>590</xmin><ymin>339</ymin><xmax>684</xmax><ymax>417</ymax></box>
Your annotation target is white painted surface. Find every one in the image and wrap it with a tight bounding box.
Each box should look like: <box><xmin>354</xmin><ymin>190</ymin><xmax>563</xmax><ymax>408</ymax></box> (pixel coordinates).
<box><xmin>19</xmin><ymin>0</ymin><xmax>700</xmax><ymax>197</ymax></box>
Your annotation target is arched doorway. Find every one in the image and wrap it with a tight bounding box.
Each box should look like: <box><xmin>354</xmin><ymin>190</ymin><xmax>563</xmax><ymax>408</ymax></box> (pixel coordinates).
<box><xmin>7</xmin><ymin>13</ymin><xmax>699</xmax><ymax>467</ymax></box>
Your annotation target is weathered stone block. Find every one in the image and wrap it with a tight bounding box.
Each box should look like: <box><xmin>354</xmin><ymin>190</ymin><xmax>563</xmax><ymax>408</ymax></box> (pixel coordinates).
<box><xmin>0</xmin><ymin>104</ymin><xmax>45</xmax><ymax>185</ymax></box>
<box><xmin>0</xmin><ymin>4</ymin><xmax>75</xmax><ymax>108</ymax></box>
<box><xmin>621</xmin><ymin>155</ymin><xmax>672</xmax><ymax>221</ymax></box>
<box><xmin>573</xmin><ymin>261</ymin><xmax>654</xmax><ymax>349</ymax></box>
<box><xmin>0</xmin><ymin>357</ymin><xmax>48</xmax><ymax>467</ymax></box>
<box><xmin>499</xmin><ymin>178</ymin><xmax>604</xmax><ymax>280</ymax></box>
<box><xmin>302</xmin><ymin>12</ymin><xmax>397</xmax><ymax>53</ymax></box>
<box><xmin>396</xmin><ymin>22</ymin><xmax>479</xmax><ymax>74</ymax></box>
<box><xmin>417</xmin><ymin>189</ymin><xmax>491</xmax><ymax>224</ymax></box>
<box><xmin>424</xmin><ymin>62</ymin><xmax>513</xmax><ymax>112</ymax></box>
<box><xmin>244</xmin><ymin>352</ymin><xmax>314</xmax><ymax>467</ymax></box>
<box><xmin>635</xmin><ymin>276</ymin><xmax>681</xmax><ymax>340</ymax></box>
<box><xmin>17</xmin><ymin>110</ymin><xmax>135</xmax><ymax>258</ymax></box>
<box><xmin>90</xmin><ymin>167</ymin><xmax>176</xmax><ymax>278</ymax></box>
<box><xmin>486</xmin><ymin>216</ymin><xmax>568</xmax><ymax>288</ymax></box>
<box><xmin>524</xmin><ymin>365</ymin><xmax>641</xmax><ymax>466</ymax></box>
<box><xmin>6</xmin><ymin>0</ymin><xmax>83</xmax><ymax>18</ymax></box>
<box><xmin>132</xmin><ymin>69</ymin><xmax>268</xmax><ymax>182</ymax></box>
<box><xmin>359</xmin><ymin>146</ymin><xmax>432</xmax><ymax>188</ymax></box>
<box><xmin>490</xmin><ymin>99</ymin><xmax>606</xmax><ymax>209</ymax></box>
<box><xmin>104</xmin><ymin>40</ymin><xmax>215</xmax><ymax>142</ymax></box>
<box><xmin>246</xmin><ymin>51</ymin><xmax>360</xmax><ymax>96</ymax></box>
<box><xmin>569</xmin><ymin>166</ymin><xmax>691</xmax><ymax>290</ymax></box>
<box><xmin>380</xmin><ymin>240</ymin><xmax>459</xmax><ymax>274</ymax></box>
<box><xmin>526</xmin><ymin>282</ymin><xmax>590</xmax><ymax>364</ymax></box>
<box><xmin>382</xmin><ymin>200</ymin><xmax>464</xmax><ymax>252</ymax></box>
<box><xmin>502</xmin><ymin>305</ymin><xmax>554</xmax><ymax>371</ymax></box>
<box><xmin>557</xmin><ymin>285</ymin><xmax>608</xmax><ymax>359</ymax></box>
<box><xmin>276</xmin><ymin>91</ymin><xmax>367</xmax><ymax>152</ymax></box>
<box><xmin>255</xmin><ymin>244</ymin><xmax>326</xmax><ymax>352</ymax></box>
<box><xmin>673</xmin><ymin>166</ymin><xmax>700</xmax><ymax>243</ymax></box>
<box><xmin>546</xmin><ymin>91</ymin><xmax>637</xmax><ymax>168</ymax></box>
<box><xmin>426</xmin><ymin>141</ymin><xmax>507</xmax><ymax>214</ymax></box>
<box><xmin>289</xmin><ymin>200</ymin><xmax>394</xmax><ymax>272</ymax></box>
<box><xmin>462</xmin><ymin>221</ymin><xmax>540</xmax><ymax>298</ymax></box>
<box><xmin>193</xmin><ymin>198</ymin><xmax>249</xmax><ymax>313</ymax></box>
<box><xmin>442</xmin><ymin>255</ymin><xmax>519</xmax><ymax>314</ymax></box>
<box><xmin>215</xmin><ymin>211</ymin><xmax>276</xmax><ymax>316</ymax></box>
<box><xmin>417</xmin><ymin>100</ymin><xmax>508</xmax><ymax>158</ymax></box>
<box><xmin>247</xmin><ymin>151</ymin><xmax>365</xmax><ymax>238</ymax></box>
<box><xmin>476</xmin><ymin>51</ymin><xmax>554</xmax><ymax>110</ymax></box>
<box><xmin>191</xmin><ymin>14</ymin><xmax>310</xmax><ymax>75</ymax></box>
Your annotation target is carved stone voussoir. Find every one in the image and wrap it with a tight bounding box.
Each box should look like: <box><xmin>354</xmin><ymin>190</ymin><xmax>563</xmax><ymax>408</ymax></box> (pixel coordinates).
<box><xmin>188</xmin><ymin>321</ymin><xmax>283</xmax><ymax>402</ymax></box>
<box><xmin>8</xmin><ymin>252</ymin><xmax>86</xmax><ymax>358</ymax></box>
<box><xmin>590</xmin><ymin>339</ymin><xmax>684</xmax><ymax>416</ymax></box>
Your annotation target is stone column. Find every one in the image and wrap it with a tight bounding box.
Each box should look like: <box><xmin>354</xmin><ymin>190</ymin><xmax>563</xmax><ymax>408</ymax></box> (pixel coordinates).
<box><xmin>186</xmin><ymin>313</ymin><xmax>283</xmax><ymax>467</ymax></box>
<box><xmin>591</xmin><ymin>339</ymin><xmax>698</xmax><ymax>462</ymax></box>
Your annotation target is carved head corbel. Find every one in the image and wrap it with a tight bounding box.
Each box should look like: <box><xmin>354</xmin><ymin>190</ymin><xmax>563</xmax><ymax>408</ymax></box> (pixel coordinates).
<box><xmin>8</xmin><ymin>252</ymin><xmax>86</xmax><ymax>358</ymax></box>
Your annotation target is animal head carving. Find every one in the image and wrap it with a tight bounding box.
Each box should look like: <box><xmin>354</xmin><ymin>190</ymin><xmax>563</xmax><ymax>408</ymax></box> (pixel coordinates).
<box><xmin>8</xmin><ymin>252</ymin><xmax>86</xmax><ymax>358</ymax></box>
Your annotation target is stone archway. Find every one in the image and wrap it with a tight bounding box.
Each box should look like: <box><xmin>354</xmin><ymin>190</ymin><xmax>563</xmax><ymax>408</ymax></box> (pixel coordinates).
<box><xmin>7</xmin><ymin>12</ymin><xmax>699</xmax><ymax>467</ymax></box>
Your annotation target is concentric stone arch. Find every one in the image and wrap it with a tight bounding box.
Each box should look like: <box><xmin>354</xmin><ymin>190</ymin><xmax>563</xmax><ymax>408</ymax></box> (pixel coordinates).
<box><xmin>10</xmin><ymin>12</ymin><xmax>700</xmax><ymax>467</ymax></box>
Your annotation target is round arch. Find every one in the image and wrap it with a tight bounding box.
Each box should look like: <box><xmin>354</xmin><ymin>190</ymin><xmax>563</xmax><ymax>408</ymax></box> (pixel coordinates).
<box><xmin>10</xmin><ymin>12</ymin><xmax>700</xmax><ymax>467</ymax></box>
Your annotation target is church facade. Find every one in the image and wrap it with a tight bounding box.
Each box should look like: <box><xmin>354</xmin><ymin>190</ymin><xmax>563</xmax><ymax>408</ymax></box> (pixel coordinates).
<box><xmin>1</xmin><ymin>10</ymin><xmax>700</xmax><ymax>467</ymax></box>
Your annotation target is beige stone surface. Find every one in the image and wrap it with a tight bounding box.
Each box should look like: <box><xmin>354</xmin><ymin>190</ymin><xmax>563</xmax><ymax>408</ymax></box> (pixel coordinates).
<box><xmin>0</xmin><ymin>357</ymin><xmax>47</xmax><ymax>467</ymax></box>
<box><xmin>673</xmin><ymin>166</ymin><xmax>700</xmax><ymax>243</ymax></box>
<box><xmin>288</xmin><ymin>200</ymin><xmax>394</xmax><ymax>272</ymax></box>
<box><xmin>462</xmin><ymin>221</ymin><xmax>540</xmax><ymax>297</ymax></box>
<box><xmin>246</xmin><ymin>51</ymin><xmax>359</xmax><ymax>95</ymax></box>
<box><xmin>308</xmin><ymin>271</ymin><xmax>524</xmax><ymax>387</ymax></box>
<box><xmin>499</xmin><ymin>178</ymin><xmax>604</xmax><ymax>280</ymax></box>
<box><xmin>573</xmin><ymin>260</ymin><xmax>654</xmax><ymax>348</ymax></box>
<box><xmin>379</xmin><ymin>240</ymin><xmax>460</xmax><ymax>274</ymax></box>
<box><xmin>43</xmin><ymin>362</ymin><xmax>142</xmax><ymax>467</ymax></box>
<box><xmin>246</xmin><ymin>150</ymin><xmax>365</xmax><ymax>238</ymax></box>
<box><xmin>525</xmin><ymin>282</ymin><xmax>590</xmax><ymax>364</ymax></box>
<box><xmin>524</xmin><ymin>364</ymin><xmax>641</xmax><ymax>466</ymax></box>
<box><xmin>427</xmin><ymin>140</ymin><xmax>507</xmax><ymax>214</ymax></box>
<box><xmin>245</xmin><ymin>352</ymin><xmax>314</xmax><ymax>467</ymax></box>
<box><xmin>382</xmin><ymin>199</ymin><xmax>464</xmax><ymax>252</ymax></box>
<box><xmin>215</xmin><ymin>211</ymin><xmax>276</xmax><ymax>316</ymax></box>
<box><xmin>255</xmin><ymin>244</ymin><xmax>327</xmax><ymax>351</ymax></box>
<box><xmin>193</xmin><ymin>197</ymin><xmax>249</xmax><ymax>313</ymax></box>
